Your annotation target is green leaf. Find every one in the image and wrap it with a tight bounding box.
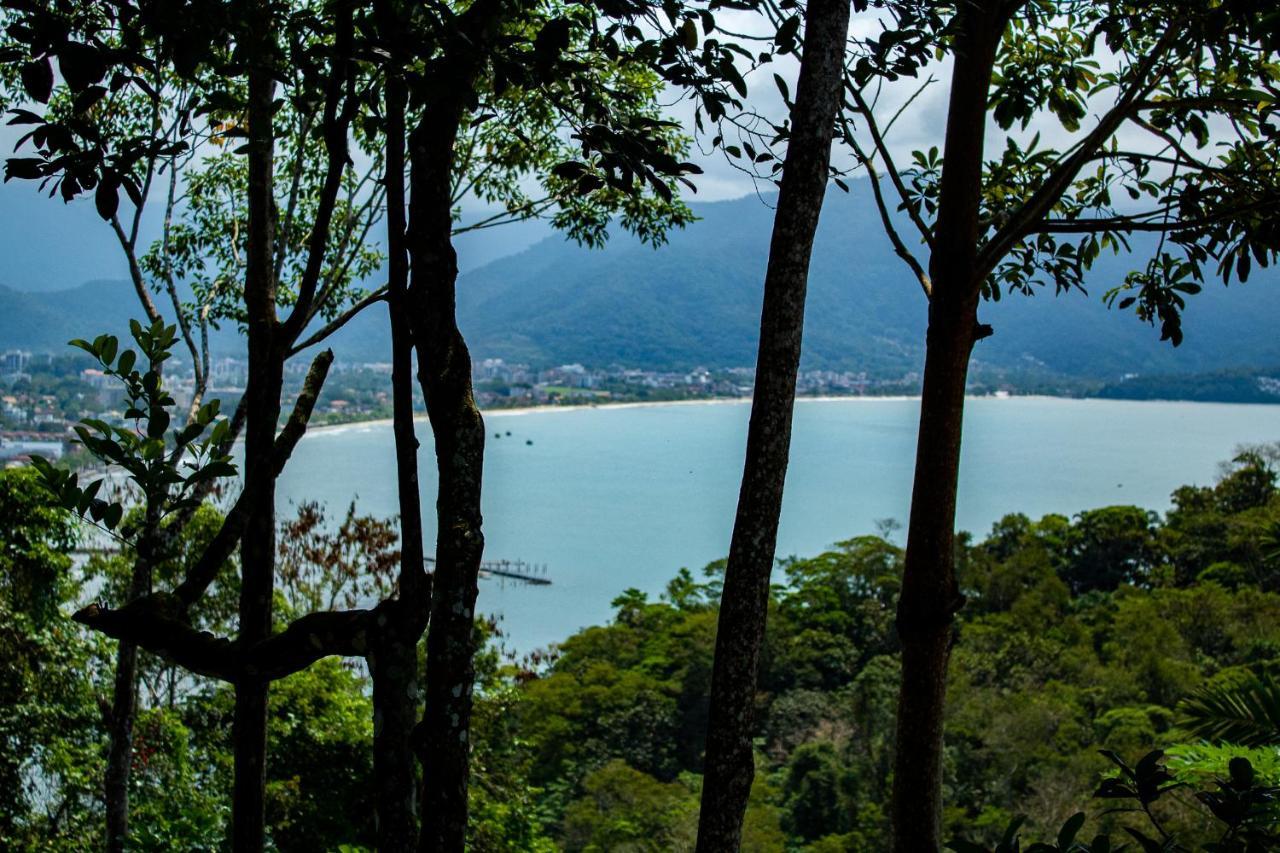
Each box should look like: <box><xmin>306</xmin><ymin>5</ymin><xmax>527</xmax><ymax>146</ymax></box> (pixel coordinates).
<box><xmin>148</xmin><ymin>408</ymin><xmax>171</xmax><ymax>439</ymax></box>
<box><xmin>680</xmin><ymin>18</ymin><xmax>698</xmax><ymax>50</ymax></box>
<box><xmin>1056</xmin><ymin>812</ymin><xmax>1085</xmax><ymax>849</ymax></box>
<box><xmin>774</xmin><ymin>14</ymin><xmax>801</xmax><ymax>49</ymax></box>
<box><xmin>21</xmin><ymin>57</ymin><xmax>53</xmax><ymax>103</ymax></box>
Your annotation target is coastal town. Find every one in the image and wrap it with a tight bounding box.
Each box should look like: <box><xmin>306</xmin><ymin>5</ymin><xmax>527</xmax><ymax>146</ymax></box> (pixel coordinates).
<box><xmin>0</xmin><ymin>348</ymin><xmax>922</xmax><ymax>467</ymax></box>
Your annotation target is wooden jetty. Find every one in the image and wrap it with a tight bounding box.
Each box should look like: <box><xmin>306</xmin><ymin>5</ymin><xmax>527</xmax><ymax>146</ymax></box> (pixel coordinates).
<box><xmin>425</xmin><ymin>557</ymin><xmax>551</xmax><ymax>586</ymax></box>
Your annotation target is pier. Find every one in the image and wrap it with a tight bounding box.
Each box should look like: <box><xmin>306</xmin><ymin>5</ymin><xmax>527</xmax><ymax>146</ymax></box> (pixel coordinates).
<box><xmin>425</xmin><ymin>557</ymin><xmax>551</xmax><ymax>585</ymax></box>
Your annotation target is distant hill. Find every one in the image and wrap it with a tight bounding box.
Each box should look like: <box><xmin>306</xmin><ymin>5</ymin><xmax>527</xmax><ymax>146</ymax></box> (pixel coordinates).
<box><xmin>0</xmin><ymin>278</ymin><xmax>242</xmax><ymax>359</ymax></box>
<box><xmin>4</xmin><ymin>188</ymin><xmax>1280</xmax><ymax>383</ymax></box>
<box><xmin>0</xmin><ymin>279</ymin><xmax>185</xmax><ymax>351</ymax></box>
<box><xmin>451</xmin><ymin>189</ymin><xmax>1280</xmax><ymax>379</ymax></box>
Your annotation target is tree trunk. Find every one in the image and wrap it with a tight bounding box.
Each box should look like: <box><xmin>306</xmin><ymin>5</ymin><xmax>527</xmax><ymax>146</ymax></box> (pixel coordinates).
<box><xmin>233</xmin><ymin>23</ymin><xmax>280</xmax><ymax>851</ymax></box>
<box><xmin>103</xmin><ymin>562</ymin><xmax>147</xmax><ymax>850</ymax></box>
<box><xmin>369</xmin><ymin>47</ymin><xmax>429</xmax><ymax>852</ymax></box>
<box><xmin>889</xmin><ymin>295</ymin><xmax>977</xmax><ymax>851</ymax></box>
<box><xmin>104</xmin><ymin>468</ymin><xmax>167</xmax><ymax>851</ymax></box>
<box><xmin>695</xmin><ymin>0</ymin><xmax>851</xmax><ymax>847</ymax></box>
<box><xmin>889</xmin><ymin>4</ymin><xmax>1004</xmax><ymax>849</ymax></box>
<box><xmin>407</xmin><ymin>107</ymin><xmax>487</xmax><ymax>853</ymax></box>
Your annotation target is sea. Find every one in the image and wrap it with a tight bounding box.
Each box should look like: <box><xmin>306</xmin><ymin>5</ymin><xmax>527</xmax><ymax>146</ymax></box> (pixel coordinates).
<box><xmin>274</xmin><ymin>397</ymin><xmax>1280</xmax><ymax>652</ymax></box>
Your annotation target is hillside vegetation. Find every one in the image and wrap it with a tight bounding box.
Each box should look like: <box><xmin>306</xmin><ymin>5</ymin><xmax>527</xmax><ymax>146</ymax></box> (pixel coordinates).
<box><xmin>7</xmin><ymin>449</ymin><xmax>1280</xmax><ymax>850</ymax></box>
<box><xmin>5</xmin><ymin>190</ymin><xmax>1280</xmax><ymax>384</ymax></box>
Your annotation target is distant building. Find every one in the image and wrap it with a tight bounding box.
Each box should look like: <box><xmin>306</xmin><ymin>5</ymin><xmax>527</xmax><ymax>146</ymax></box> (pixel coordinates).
<box><xmin>0</xmin><ymin>437</ymin><xmax>64</xmax><ymax>461</ymax></box>
<box><xmin>1</xmin><ymin>350</ymin><xmax>31</xmax><ymax>374</ymax></box>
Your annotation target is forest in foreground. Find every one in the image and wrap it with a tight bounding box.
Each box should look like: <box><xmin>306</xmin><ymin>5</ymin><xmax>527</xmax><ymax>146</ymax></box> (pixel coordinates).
<box><xmin>5</xmin><ymin>446</ymin><xmax>1280</xmax><ymax>851</ymax></box>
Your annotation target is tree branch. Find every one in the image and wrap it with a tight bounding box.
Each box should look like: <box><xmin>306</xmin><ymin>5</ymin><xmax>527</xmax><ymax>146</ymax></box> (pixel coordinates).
<box><xmin>848</xmin><ymin>86</ymin><xmax>935</xmax><ymax>250</ymax></box>
<box><xmin>174</xmin><ymin>349</ymin><xmax>333</xmax><ymax>605</ymax></box>
<box><xmin>109</xmin><ymin>216</ymin><xmax>164</xmax><ymax>326</ymax></box>
<box><xmin>1034</xmin><ymin>199</ymin><xmax>1278</xmax><ymax>234</ymax></box>
<box><xmin>73</xmin><ymin>594</ymin><xmax>377</xmax><ymax>683</ymax></box>
<box><xmin>844</xmin><ymin>122</ymin><xmax>931</xmax><ymax>295</ymax></box>
<box><xmin>287</xmin><ymin>285</ymin><xmax>389</xmax><ymax>358</ymax></box>
<box><xmin>975</xmin><ymin>28</ymin><xmax>1179</xmax><ymax>283</ymax></box>
<box><xmin>281</xmin><ymin>3</ymin><xmax>356</xmax><ymax>344</ymax></box>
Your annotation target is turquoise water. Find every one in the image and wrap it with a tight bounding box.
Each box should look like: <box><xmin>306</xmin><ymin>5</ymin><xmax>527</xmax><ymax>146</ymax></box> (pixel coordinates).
<box><xmin>275</xmin><ymin>397</ymin><xmax>1280</xmax><ymax>651</ymax></box>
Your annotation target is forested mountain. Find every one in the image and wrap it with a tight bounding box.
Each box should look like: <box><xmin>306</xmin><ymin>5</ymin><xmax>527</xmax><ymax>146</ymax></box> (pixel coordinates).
<box><xmin>450</xmin><ymin>189</ymin><xmax>1280</xmax><ymax>378</ymax></box>
<box><xmin>5</xmin><ymin>189</ymin><xmax>1280</xmax><ymax>382</ymax></box>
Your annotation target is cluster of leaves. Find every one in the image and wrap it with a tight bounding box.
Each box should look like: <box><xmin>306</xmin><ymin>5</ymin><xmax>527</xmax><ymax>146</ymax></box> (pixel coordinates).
<box><xmin>952</xmin><ymin>750</ymin><xmax>1278</xmax><ymax>852</ymax></box>
<box><xmin>863</xmin><ymin>0</ymin><xmax>1280</xmax><ymax>346</ymax></box>
<box><xmin>31</xmin><ymin>319</ymin><xmax>234</xmax><ymax>536</ymax></box>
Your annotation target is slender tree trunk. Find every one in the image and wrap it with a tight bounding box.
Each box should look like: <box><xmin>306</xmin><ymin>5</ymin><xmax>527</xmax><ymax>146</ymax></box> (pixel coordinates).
<box><xmin>369</xmin><ymin>44</ymin><xmax>429</xmax><ymax>851</ymax></box>
<box><xmin>103</xmin><ymin>626</ymin><xmax>138</xmax><ymax>852</ymax></box>
<box><xmin>889</xmin><ymin>295</ymin><xmax>977</xmax><ymax>850</ymax></box>
<box><xmin>695</xmin><ymin>0</ymin><xmax>851</xmax><ymax>848</ymax></box>
<box><xmin>103</xmin><ymin>530</ymin><xmax>155</xmax><ymax>851</ymax></box>
<box><xmin>233</xmin><ymin>21</ymin><xmax>280</xmax><ymax>851</ymax></box>
<box><xmin>889</xmin><ymin>4</ymin><xmax>1004</xmax><ymax>849</ymax></box>
<box><xmin>407</xmin><ymin>106</ymin><xmax>487</xmax><ymax>853</ymax></box>
<box><xmin>104</xmin><ymin>443</ymin><xmax>169</xmax><ymax>851</ymax></box>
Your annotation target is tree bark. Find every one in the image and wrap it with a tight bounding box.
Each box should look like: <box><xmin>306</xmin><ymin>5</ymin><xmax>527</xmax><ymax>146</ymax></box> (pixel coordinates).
<box><xmin>407</xmin><ymin>104</ymin><xmax>487</xmax><ymax>853</ymax></box>
<box><xmin>103</xmin><ymin>639</ymin><xmax>137</xmax><ymax>853</ymax></box>
<box><xmin>694</xmin><ymin>0</ymin><xmax>851</xmax><ymax>848</ymax></box>
<box><xmin>233</xmin><ymin>17</ymin><xmax>280</xmax><ymax>850</ymax></box>
<box><xmin>370</xmin><ymin>30</ymin><xmax>429</xmax><ymax>849</ymax></box>
<box><xmin>889</xmin><ymin>3</ymin><xmax>1005</xmax><ymax>849</ymax></box>
<box><xmin>102</xmin><ymin>515</ymin><xmax>160</xmax><ymax>853</ymax></box>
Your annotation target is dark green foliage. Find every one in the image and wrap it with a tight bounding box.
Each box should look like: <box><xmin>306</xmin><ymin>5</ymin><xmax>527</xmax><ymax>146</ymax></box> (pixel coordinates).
<box><xmin>0</xmin><ymin>468</ymin><xmax>102</xmax><ymax>850</ymax></box>
<box><xmin>1180</xmin><ymin>675</ymin><xmax>1280</xmax><ymax>748</ymax></box>
<box><xmin>950</xmin><ymin>751</ymin><xmax>1280</xmax><ymax>853</ymax></box>
<box><xmin>504</xmin><ymin>451</ymin><xmax>1280</xmax><ymax>849</ymax></box>
<box><xmin>1097</xmin><ymin>367</ymin><xmax>1280</xmax><ymax>405</ymax></box>
<box><xmin>1061</xmin><ymin>506</ymin><xmax>1159</xmax><ymax>594</ymax></box>
<box><xmin>5</xmin><ymin>448</ymin><xmax>1280</xmax><ymax>848</ymax></box>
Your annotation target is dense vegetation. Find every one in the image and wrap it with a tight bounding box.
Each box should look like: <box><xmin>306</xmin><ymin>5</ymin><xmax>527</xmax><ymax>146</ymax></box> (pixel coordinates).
<box><xmin>5</xmin><ymin>447</ymin><xmax>1279</xmax><ymax>850</ymax></box>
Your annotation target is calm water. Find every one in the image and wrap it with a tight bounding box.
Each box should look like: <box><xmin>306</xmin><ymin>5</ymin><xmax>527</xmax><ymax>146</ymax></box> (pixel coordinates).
<box><xmin>275</xmin><ymin>397</ymin><xmax>1280</xmax><ymax>651</ymax></box>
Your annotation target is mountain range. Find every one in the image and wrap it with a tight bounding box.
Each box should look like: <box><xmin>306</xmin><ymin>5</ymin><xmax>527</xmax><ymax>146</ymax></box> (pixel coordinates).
<box><xmin>3</xmin><ymin>189</ymin><xmax>1279</xmax><ymax>382</ymax></box>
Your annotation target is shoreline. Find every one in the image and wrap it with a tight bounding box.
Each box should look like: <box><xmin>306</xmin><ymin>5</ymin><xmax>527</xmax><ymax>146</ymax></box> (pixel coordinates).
<box><xmin>302</xmin><ymin>392</ymin><xmax>1119</xmax><ymax>435</ymax></box>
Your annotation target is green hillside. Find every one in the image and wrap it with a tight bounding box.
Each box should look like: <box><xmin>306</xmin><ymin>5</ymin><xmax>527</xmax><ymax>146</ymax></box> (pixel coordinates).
<box><xmin>4</xmin><ymin>189</ymin><xmax>1280</xmax><ymax>382</ymax></box>
<box><xmin>450</xmin><ymin>189</ymin><xmax>1280</xmax><ymax>377</ymax></box>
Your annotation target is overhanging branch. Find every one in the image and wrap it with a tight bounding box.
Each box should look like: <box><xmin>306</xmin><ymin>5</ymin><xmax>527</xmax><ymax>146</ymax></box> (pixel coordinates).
<box><xmin>73</xmin><ymin>594</ymin><xmax>378</xmax><ymax>683</ymax></box>
<box><xmin>286</xmin><ymin>285</ymin><xmax>389</xmax><ymax>358</ymax></box>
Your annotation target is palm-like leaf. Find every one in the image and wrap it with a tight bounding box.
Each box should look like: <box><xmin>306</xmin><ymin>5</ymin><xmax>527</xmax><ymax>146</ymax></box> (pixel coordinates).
<box><xmin>1179</xmin><ymin>674</ymin><xmax>1280</xmax><ymax>747</ymax></box>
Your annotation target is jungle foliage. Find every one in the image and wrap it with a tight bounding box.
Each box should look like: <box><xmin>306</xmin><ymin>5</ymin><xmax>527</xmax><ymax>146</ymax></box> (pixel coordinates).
<box><xmin>4</xmin><ymin>447</ymin><xmax>1280</xmax><ymax>850</ymax></box>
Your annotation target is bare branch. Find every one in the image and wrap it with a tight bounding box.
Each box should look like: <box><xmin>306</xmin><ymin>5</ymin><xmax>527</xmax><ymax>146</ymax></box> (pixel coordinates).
<box><xmin>844</xmin><ymin>123</ymin><xmax>931</xmax><ymax>295</ymax></box>
<box><xmin>109</xmin><ymin>216</ymin><xmax>164</xmax><ymax>325</ymax></box>
<box><xmin>848</xmin><ymin>86</ymin><xmax>935</xmax><ymax>249</ymax></box>
<box><xmin>281</xmin><ymin>5</ymin><xmax>357</xmax><ymax>344</ymax></box>
<box><xmin>287</xmin><ymin>285</ymin><xmax>389</xmax><ymax>358</ymax></box>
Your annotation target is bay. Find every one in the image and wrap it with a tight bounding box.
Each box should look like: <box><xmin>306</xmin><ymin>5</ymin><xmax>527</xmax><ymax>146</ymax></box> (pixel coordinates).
<box><xmin>275</xmin><ymin>397</ymin><xmax>1280</xmax><ymax>651</ymax></box>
